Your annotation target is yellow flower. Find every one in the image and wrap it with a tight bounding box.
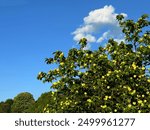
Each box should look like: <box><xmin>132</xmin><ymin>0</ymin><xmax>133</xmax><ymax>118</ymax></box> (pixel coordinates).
<box><xmin>81</xmin><ymin>83</ymin><xmax>86</xmax><ymax>87</ymax></box>
<box><xmin>127</xmin><ymin>86</ymin><xmax>132</xmax><ymax>91</ymax></box>
<box><xmin>132</xmin><ymin>102</ymin><xmax>136</xmax><ymax>105</ymax></box>
<box><xmin>102</xmin><ymin>76</ymin><xmax>105</xmax><ymax>79</ymax></box>
<box><xmin>93</xmin><ymin>64</ymin><xmax>96</xmax><ymax>67</ymax></box>
<box><xmin>128</xmin><ymin>104</ymin><xmax>132</xmax><ymax>108</ymax></box>
<box><xmin>90</xmin><ymin>54</ymin><xmax>94</xmax><ymax>58</ymax></box>
<box><xmin>60</xmin><ymin>62</ymin><xmax>65</xmax><ymax>66</ymax></box>
<box><xmin>132</xmin><ymin>62</ymin><xmax>137</xmax><ymax>70</ymax></box>
<box><xmin>142</xmin><ymin>95</ymin><xmax>145</xmax><ymax>98</ymax></box>
<box><xmin>59</xmin><ymin>53</ymin><xmax>64</xmax><ymax>57</ymax></box>
<box><xmin>147</xmin><ymin>79</ymin><xmax>150</xmax><ymax>83</ymax></box>
<box><xmin>130</xmin><ymin>90</ymin><xmax>136</xmax><ymax>95</ymax></box>
<box><xmin>108</xmin><ymin>96</ymin><xmax>111</xmax><ymax>99</ymax></box>
<box><xmin>141</xmin><ymin>66</ymin><xmax>145</xmax><ymax>70</ymax></box>
<box><xmin>84</xmin><ymin>92</ymin><xmax>87</xmax><ymax>95</ymax></box>
<box><xmin>93</xmin><ymin>86</ymin><xmax>96</xmax><ymax>90</ymax></box>
<box><xmin>114</xmin><ymin>109</ymin><xmax>117</xmax><ymax>112</ymax></box>
<box><xmin>106</xmin><ymin>73</ymin><xmax>110</xmax><ymax>76</ymax></box>
<box><xmin>85</xmin><ymin>53</ymin><xmax>89</xmax><ymax>57</ymax></box>
<box><xmin>101</xmin><ymin>105</ymin><xmax>107</xmax><ymax>109</ymax></box>
<box><xmin>87</xmin><ymin>99</ymin><xmax>92</xmax><ymax>103</ymax></box>
<box><xmin>53</xmin><ymin>82</ymin><xmax>58</xmax><ymax>85</ymax></box>
<box><xmin>104</xmin><ymin>96</ymin><xmax>109</xmax><ymax>101</ymax></box>
<box><xmin>138</xmin><ymin>100</ymin><xmax>142</xmax><ymax>104</ymax></box>
<box><xmin>116</xmin><ymin>75</ymin><xmax>119</xmax><ymax>78</ymax></box>
<box><xmin>84</xmin><ymin>63</ymin><xmax>87</xmax><ymax>67</ymax></box>
<box><xmin>75</xmin><ymin>90</ymin><xmax>78</xmax><ymax>93</ymax></box>
<box><xmin>108</xmin><ymin>71</ymin><xmax>112</xmax><ymax>74</ymax></box>
<box><xmin>112</xmin><ymin>60</ymin><xmax>117</xmax><ymax>64</ymax></box>
<box><xmin>107</xmin><ymin>86</ymin><xmax>110</xmax><ymax>89</ymax></box>
<box><xmin>75</xmin><ymin>102</ymin><xmax>78</xmax><ymax>105</ymax></box>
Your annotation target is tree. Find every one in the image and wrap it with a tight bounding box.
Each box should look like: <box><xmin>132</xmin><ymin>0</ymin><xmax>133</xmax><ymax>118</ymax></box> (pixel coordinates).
<box><xmin>0</xmin><ymin>99</ymin><xmax>13</xmax><ymax>113</ymax></box>
<box><xmin>0</xmin><ymin>102</ymin><xmax>5</xmax><ymax>113</ymax></box>
<box><xmin>37</xmin><ymin>14</ymin><xmax>150</xmax><ymax>113</ymax></box>
<box><xmin>11</xmin><ymin>92</ymin><xmax>35</xmax><ymax>113</ymax></box>
<box><xmin>28</xmin><ymin>91</ymin><xmax>61</xmax><ymax>112</ymax></box>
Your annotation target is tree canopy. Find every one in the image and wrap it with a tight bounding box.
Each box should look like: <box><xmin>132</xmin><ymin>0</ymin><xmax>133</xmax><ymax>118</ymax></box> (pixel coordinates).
<box><xmin>38</xmin><ymin>14</ymin><xmax>150</xmax><ymax>113</ymax></box>
<box><xmin>11</xmin><ymin>92</ymin><xmax>35</xmax><ymax>113</ymax></box>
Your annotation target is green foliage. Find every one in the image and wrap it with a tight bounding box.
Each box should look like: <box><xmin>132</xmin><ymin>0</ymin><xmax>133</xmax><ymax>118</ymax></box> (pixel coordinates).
<box><xmin>28</xmin><ymin>91</ymin><xmax>62</xmax><ymax>113</ymax></box>
<box><xmin>11</xmin><ymin>92</ymin><xmax>35</xmax><ymax>113</ymax></box>
<box><xmin>0</xmin><ymin>99</ymin><xmax>13</xmax><ymax>113</ymax></box>
<box><xmin>38</xmin><ymin>14</ymin><xmax>150</xmax><ymax>113</ymax></box>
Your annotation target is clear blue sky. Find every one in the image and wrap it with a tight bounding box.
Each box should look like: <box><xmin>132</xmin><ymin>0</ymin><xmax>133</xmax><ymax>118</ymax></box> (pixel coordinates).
<box><xmin>0</xmin><ymin>0</ymin><xmax>149</xmax><ymax>101</ymax></box>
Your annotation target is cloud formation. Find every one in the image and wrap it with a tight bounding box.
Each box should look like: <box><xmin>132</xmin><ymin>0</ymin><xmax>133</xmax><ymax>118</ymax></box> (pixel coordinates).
<box><xmin>72</xmin><ymin>5</ymin><xmax>127</xmax><ymax>44</ymax></box>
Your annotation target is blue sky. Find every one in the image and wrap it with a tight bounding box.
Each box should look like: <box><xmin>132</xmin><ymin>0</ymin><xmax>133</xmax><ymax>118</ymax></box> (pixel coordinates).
<box><xmin>0</xmin><ymin>0</ymin><xmax>149</xmax><ymax>101</ymax></box>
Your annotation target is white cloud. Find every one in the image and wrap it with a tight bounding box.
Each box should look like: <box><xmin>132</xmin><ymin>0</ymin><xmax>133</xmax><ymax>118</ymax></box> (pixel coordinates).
<box><xmin>84</xmin><ymin>5</ymin><xmax>116</xmax><ymax>25</ymax></box>
<box><xmin>97</xmin><ymin>31</ymin><xmax>110</xmax><ymax>43</ymax></box>
<box><xmin>114</xmin><ymin>38</ymin><xmax>125</xmax><ymax>43</ymax></box>
<box><xmin>72</xmin><ymin>5</ymin><xmax>127</xmax><ymax>45</ymax></box>
<box><xmin>73</xmin><ymin>33</ymin><xmax>96</xmax><ymax>43</ymax></box>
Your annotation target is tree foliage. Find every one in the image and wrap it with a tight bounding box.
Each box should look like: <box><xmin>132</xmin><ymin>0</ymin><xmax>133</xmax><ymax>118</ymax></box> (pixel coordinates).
<box><xmin>28</xmin><ymin>91</ymin><xmax>62</xmax><ymax>112</ymax></box>
<box><xmin>11</xmin><ymin>92</ymin><xmax>35</xmax><ymax>113</ymax></box>
<box><xmin>0</xmin><ymin>99</ymin><xmax>13</xmax><ymax>113</ymax></box>
<box><xmin>37</xmin><ymin>14</ymin><xmax>150</xmax><ymax>113</ymax></box>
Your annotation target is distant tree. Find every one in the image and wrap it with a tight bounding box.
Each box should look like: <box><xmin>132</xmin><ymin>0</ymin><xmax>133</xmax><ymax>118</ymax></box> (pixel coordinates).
<box><xmin>11</xmin><ymin>92</ymin><xmax>35</xmax><ymax>113</ymax></box>
<box><xmin>0</xmin><ymin>99</ymin><xmax>13</xmax><ymax>113</ymax></box>
<box><xmin>0</xmin><ymin>102</ymin><xmax>5</xmax><ymax>113</ymax></box>
<box><xmin>29</xmin><ymin>91</ymin><xmax>64</xmax><ymax>112</ymax></box>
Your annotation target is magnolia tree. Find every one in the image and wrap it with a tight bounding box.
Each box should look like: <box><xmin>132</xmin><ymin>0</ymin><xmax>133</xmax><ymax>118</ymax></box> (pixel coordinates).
<box><xmin>37</xmin><ymin>14</ymin><xmax>150</xmax><ymax>113</ymax></box>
